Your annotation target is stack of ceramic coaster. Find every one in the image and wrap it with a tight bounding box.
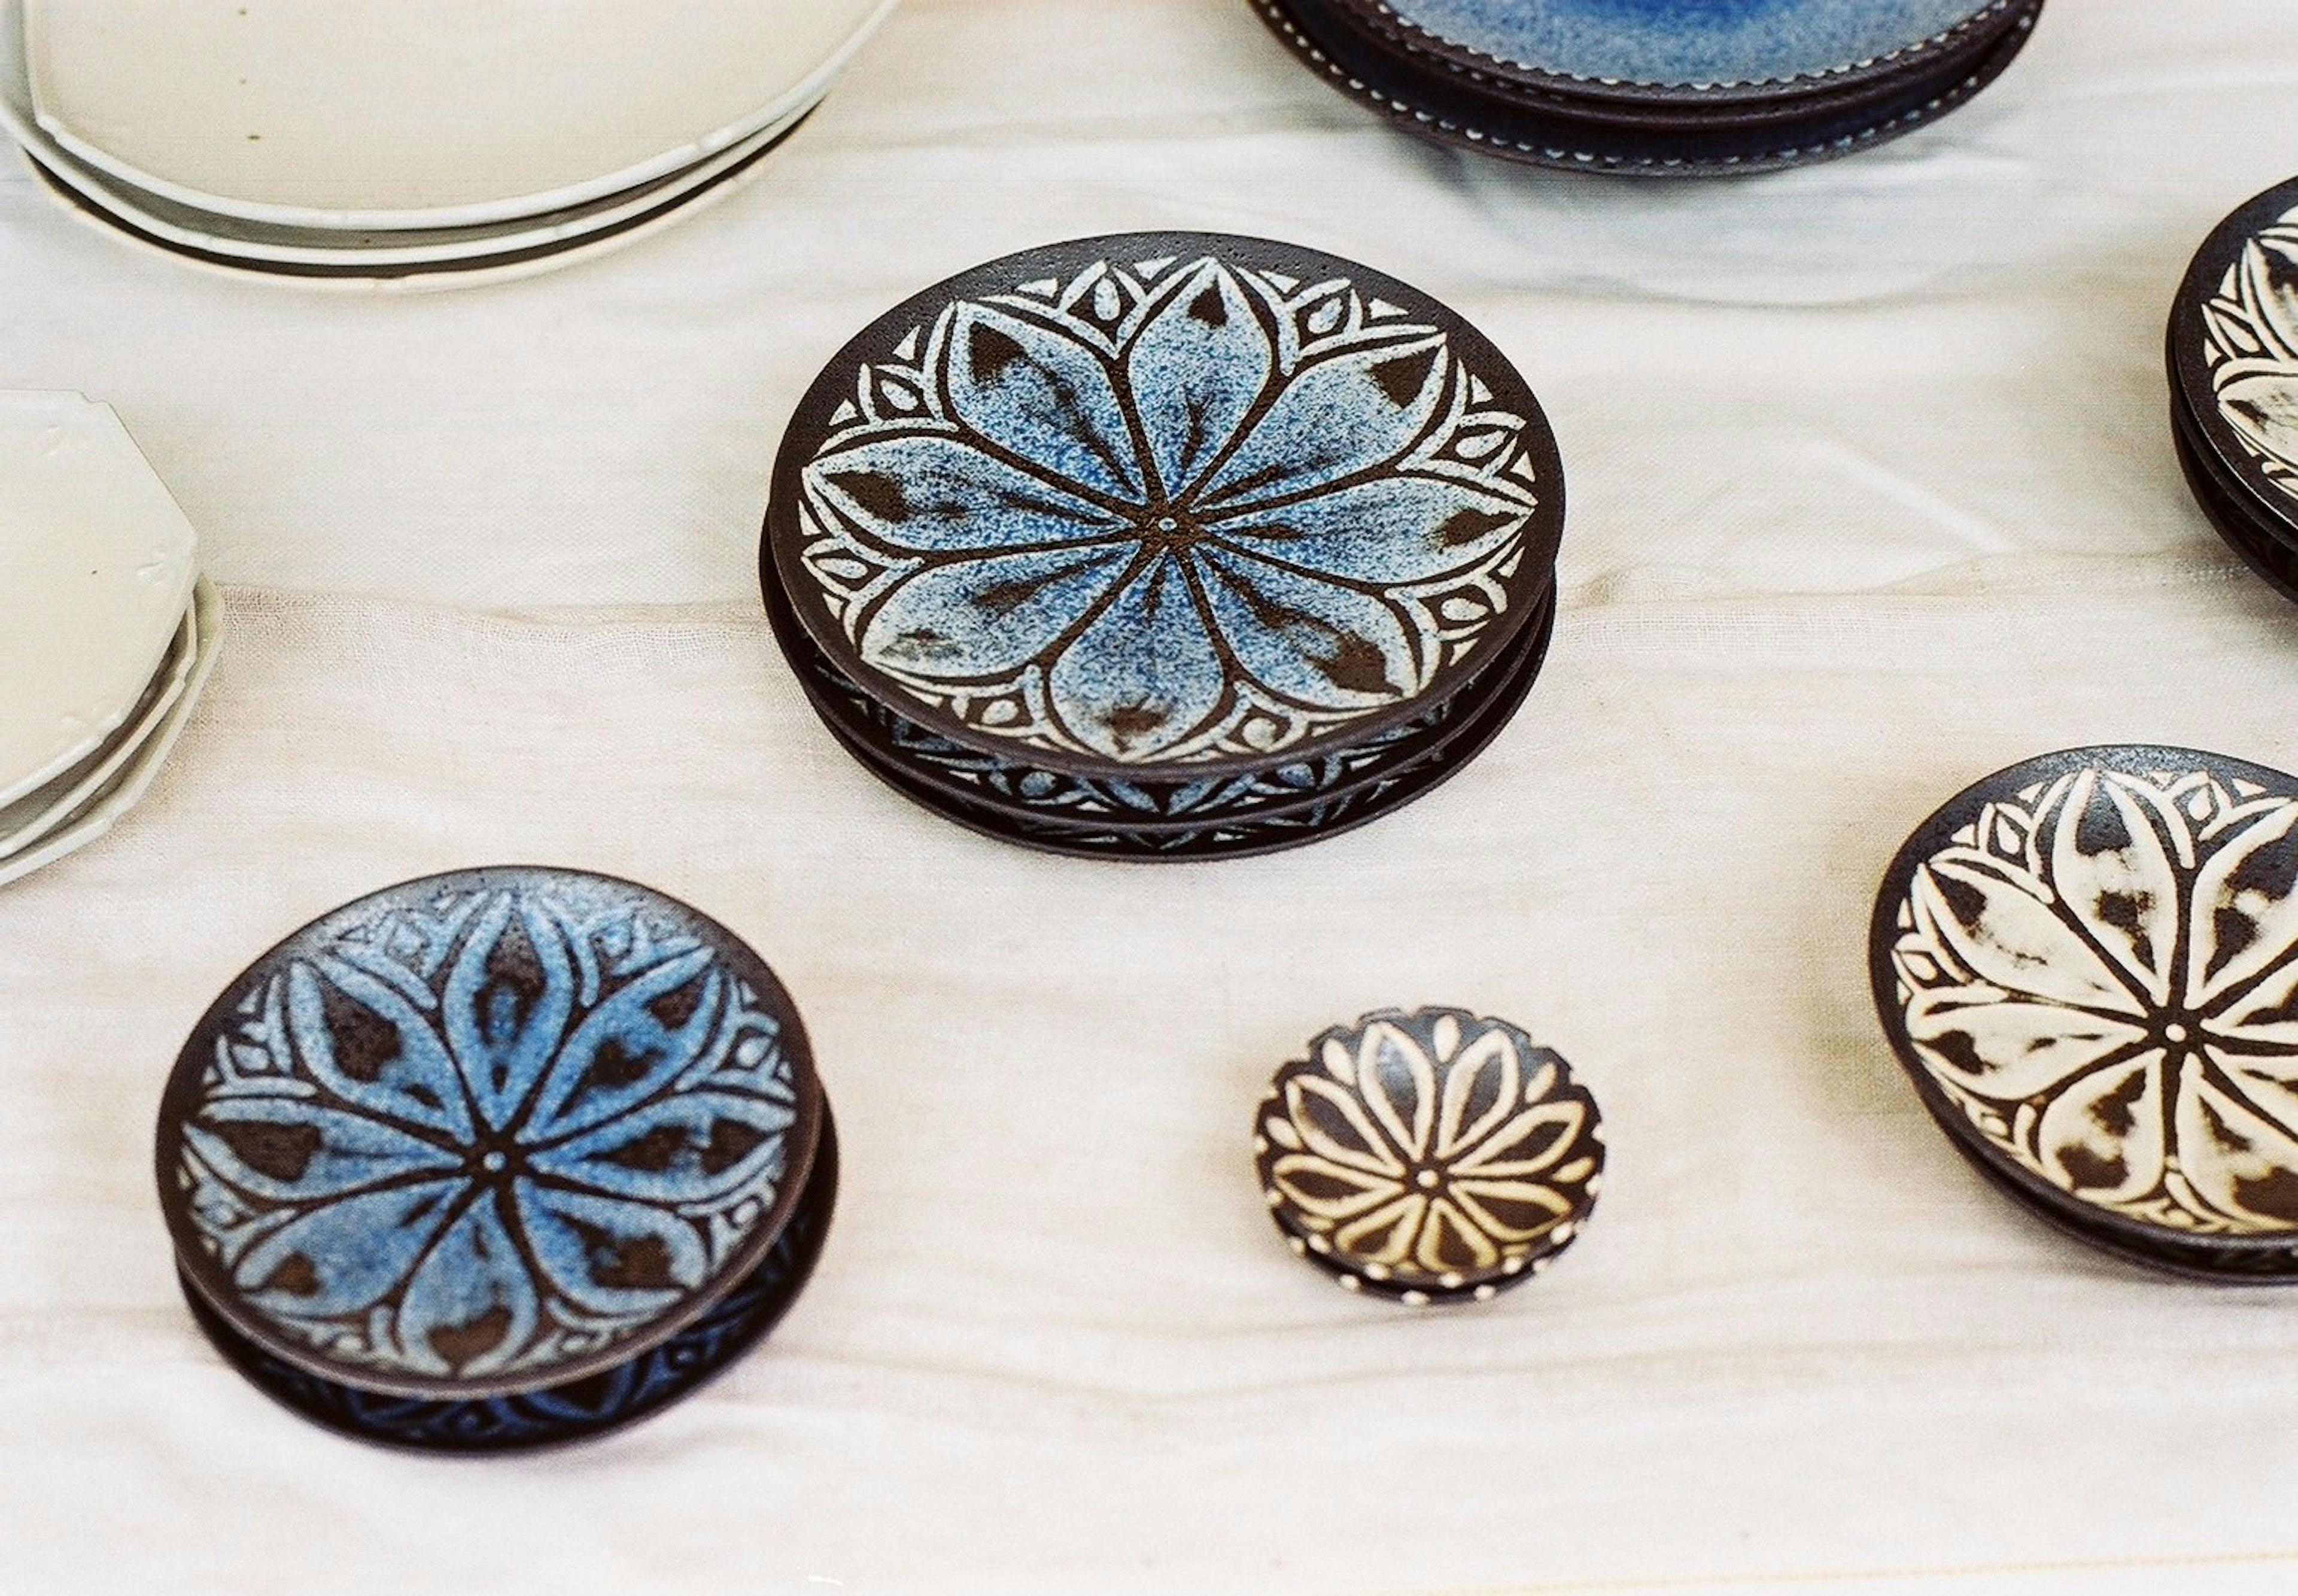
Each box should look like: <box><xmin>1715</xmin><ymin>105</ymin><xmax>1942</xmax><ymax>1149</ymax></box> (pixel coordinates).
<box><xmin>157</xmin><ymin>867</ymin><xmax>837</xmax><ymax>1451</ymax></box>
<box><xmin>1254</xmin><ymin>0</ymin><xmax>2044</xmax><ymax>175</ymax></box>
<box><xmin>1873</xmin><ymin>745</ymin><xmax>2298</xmax><ymax>1282</ymax></box>
<box><xmin>0</xmin><ymin>391</ymin><xmax>218</xmax><ymax>890</ymax></box>
<box><xmin>2169</xmin><ymin>177</ymin><xmax>2298</xmax><ymax>598</ymax></box>
<box><xmin>761</xmin><ymin>232</ymin><xmax>1566</xmax><ymax>861</ymax></box>
<box><xmin>0</xmin><ymin>0</ymin><xmax>892</xmax><ymax>285</ymax></box>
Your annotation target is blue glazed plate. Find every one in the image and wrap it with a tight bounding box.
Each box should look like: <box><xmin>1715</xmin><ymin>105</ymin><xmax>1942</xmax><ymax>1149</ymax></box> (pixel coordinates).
<box><xmin>156</xmin><ymin>866</ymin><xmax>825</xmax><ymax>1401</ymax></box>
<box><xmin>1339</xmin><ymin>0</ymin><xmax>2020</xmax><ymax>98</ymax></box>
<box><xmin>766</xmin><ymin>232</ymin><xmax>1564</xmax><ymax>781</ymax></box>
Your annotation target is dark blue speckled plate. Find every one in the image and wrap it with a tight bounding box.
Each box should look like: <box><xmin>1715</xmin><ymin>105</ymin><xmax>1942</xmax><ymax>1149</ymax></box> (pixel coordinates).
<box><xmin>157</xmin><ymin>867</ymin><xmax>828</xmax><ymax>1412</ymax></box>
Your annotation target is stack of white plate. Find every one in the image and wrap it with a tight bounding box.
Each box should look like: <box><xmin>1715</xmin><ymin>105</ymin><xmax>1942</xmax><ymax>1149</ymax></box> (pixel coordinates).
<box><xmin>0</xmin><ymin>392</ymin><xmax>218</xmax><ymax>889</ymax></box>
<box><xmin>0</xmin><ymin>0</ymin><xmax>895</xmax><ymax>286</ymax></box>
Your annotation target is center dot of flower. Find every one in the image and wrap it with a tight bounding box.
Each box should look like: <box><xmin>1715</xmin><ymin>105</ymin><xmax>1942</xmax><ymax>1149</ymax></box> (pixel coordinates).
<box><xmin>2166</xmin><ymin>1023</ymin><xmax>2189</xmax><ymax>1044</ymax></box>
<box><xmin>1415</xmin><ymin>1169</ymin><xmax>1439</xmax><ymax>1190</ymax></box>
<box><xmin>480</xmin><ymin>1150</ymin><xmax>507</xmax><ymax>1174</ymax></box>
<box><xmin>1138</xmin><ymin>510</ymin><xmax>1199</xmax><ymax>552</ymax></box>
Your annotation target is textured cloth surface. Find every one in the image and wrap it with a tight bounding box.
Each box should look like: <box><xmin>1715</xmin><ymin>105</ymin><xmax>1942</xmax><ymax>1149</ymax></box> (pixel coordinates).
<box><xmin>6</xmin><ymin>3</ymin><xmax>2298</xmax><ymax>1592</ymax></box>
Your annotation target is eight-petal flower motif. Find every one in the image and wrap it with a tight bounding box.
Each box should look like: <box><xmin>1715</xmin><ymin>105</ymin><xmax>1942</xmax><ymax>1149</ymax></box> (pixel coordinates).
<box><xmin>167</xmin><ymin>875</ymin><xmax>807</xmax><ymax>1391</ymax></box>
<box><xmin>787</xmin><ymin>247</ymin><xmax>1554</xmax><ymax>766</ymax></box>
<box><xmin>1886</xmin><ymin>759</ymin><xmax>2298</xmax><ymax>1235</ymax></box>
<box><xmin>1256</xmin><ymin>1008</ymin><xmax>1603</xmax><ymax>1293</ymax></box>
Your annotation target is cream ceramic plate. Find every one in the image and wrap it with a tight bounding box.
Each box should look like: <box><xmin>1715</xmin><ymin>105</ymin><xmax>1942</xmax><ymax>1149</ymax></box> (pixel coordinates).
<box><xmin>0</xmin><ymin>391</ymin><xmax>198</xmax><ymax>808</ymax></box>
<box><xmin>0</xmin><ymin>0</ymin><xmax>811</xmax><ymax>268</ymax></box>
<box><xmin>23</xmin><ymin>0</ymin><xmax>893</xmax><ymax>229</ymax></box>
<box><xmin>0</xmin><ymin>577</ymin><xmax>219</xmax><ymax>890</ymax></box>
<box><xmin>0</xmin><ymin>598</ymin><xmax>193</xmax><ymax>861</ymax></box>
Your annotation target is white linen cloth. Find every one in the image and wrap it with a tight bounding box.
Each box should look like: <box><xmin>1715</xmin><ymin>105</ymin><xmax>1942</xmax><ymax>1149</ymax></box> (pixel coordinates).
<box><xmin>5</xmin><ymin>3</ymin><xmax>2298</xmax><ymax>1592</ymax></box>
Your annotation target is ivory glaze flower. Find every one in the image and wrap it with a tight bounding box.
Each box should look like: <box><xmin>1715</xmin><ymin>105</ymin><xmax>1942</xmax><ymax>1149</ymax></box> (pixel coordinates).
<box><xmin>2203</xmin><ymin>217</ymin><xmax>2298</xmax><ymax>503</ymax></box>
<box><xmin>171</xmin><ymin>876</ymin><xmax>800</xmax><ymax>1388</ymax></box>
<box><xmin>1887</xmin><ymin>761</ymin><xmax>2298</xmax><ymax>1234</ymax></box>
<box><xmin>1257</xmin><ymin>1009</ymin><xmax>1602</xmax><ymax>1292</ymax></box>
<box><xmin>792</xmin><ymin>249</ymin><xmax>1547</xmax><ymax>765</ymax></box>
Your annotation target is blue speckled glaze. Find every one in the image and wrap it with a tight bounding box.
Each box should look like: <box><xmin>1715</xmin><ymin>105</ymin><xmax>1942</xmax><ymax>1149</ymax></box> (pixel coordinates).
<box><xmin>162</xmin><ymin>869</ymin><xmax>810</xmax><ymax>1397</ymax></box>
<box><xmin>1384</xmin><ymin>0</ymin><xmax>2001</xmax><ymax>86</ymax></box>
<box><xmin>786</xmin><ymin>243</ymin><xmax>1556</xmax><ymax>768</ymax></box>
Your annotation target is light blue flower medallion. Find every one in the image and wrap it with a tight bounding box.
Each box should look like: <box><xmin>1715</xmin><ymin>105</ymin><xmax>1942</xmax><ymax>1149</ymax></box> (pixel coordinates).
<box><xmin>766</xmin><ymin>233</ymin><xmax>1564</xmax><ymax>782</ymax></box>
<box><xmin>157</xmin><ymin>867</ymin><xmax>826</xmax><ymax>1403</ymax></box>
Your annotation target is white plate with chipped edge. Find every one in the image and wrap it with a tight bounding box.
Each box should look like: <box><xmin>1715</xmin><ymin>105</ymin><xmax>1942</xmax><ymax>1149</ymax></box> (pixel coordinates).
<box><xmin>0</xmin><ymin>391</ymin><xmax>199</xmax><ymax>809</ymax></box>
<box><xmin>0</xmin><ymin>576</ymin><xmax>220</xmax><ymax>890</ymax></box>
<box><xmin>22</xmin><ymin>0</ymin><xmax>894</xmax><ymax>231</ymax></box>
<box><xmin>0</xmin><ymin>596</ymin><xmax>193</xmax><ymax>862</ymax></box>
<box><xmin>0</xmin><ymin>1</ymin><xmax>814</xmax><ymax>270</ymax></box>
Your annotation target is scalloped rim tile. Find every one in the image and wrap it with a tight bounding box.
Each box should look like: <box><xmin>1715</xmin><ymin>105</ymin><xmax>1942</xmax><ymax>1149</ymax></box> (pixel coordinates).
<box><xmin>156</xmin><ymin>867</ymin><xmax>829</xmax><ymax>1400</ymax></box>
<box><xmin>0</xmin><ymin>391</ymin><xmax>198</xmax><ymax>809</ymax></box>
<box><xmin>1871</xmin><ymin>745</ymin><xmax>2298</xmax><ymax>1281</ymax></box>
<box><xmin>1254</xmin><ymin>1007</ymin><xmax>1604</xmax><ymax>1303</ymax></box>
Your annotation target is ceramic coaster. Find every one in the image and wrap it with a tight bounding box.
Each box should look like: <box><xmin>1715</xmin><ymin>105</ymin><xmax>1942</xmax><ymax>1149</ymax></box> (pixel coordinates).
<box><xmin>156</xmin><ymin>867</ymin><xmax>832</xmax><ymax>1445</ymax></box>
<box><xmin>0</xmin><ymin>391</ymin><xmax>197</xmax><ymax>808</ymax></box>
<box><xmin>180</xmin><ymin>1113</ymin><xmax>838</xmax><ymax>1453</ymax></box>
<box><xmin>2168</xmin><ymin>177</ymin><xmax>2298</xmax><ymax>595</ymax></box>
<box><xmin>1872</xmin><ymin>746</ymin><xmax>2298</xmax><ymax>1281</ymax></box>
<box><xmin>764</xmin><ymin>232</ymin><xmax>1565</xmax><ymax>854</ymax></box>
<box><xmin>1254</xmin><ymin>0</ymin><xmax>2041</xmax><ymax>175</ymax></box>
<box><xmin>1254</xmin><ymin>1007</ymin><xmax>1604</xmax><ymax>1304</ymax></box>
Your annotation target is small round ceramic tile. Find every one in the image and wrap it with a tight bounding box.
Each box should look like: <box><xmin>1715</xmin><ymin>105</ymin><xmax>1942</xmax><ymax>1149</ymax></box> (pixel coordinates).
<box><xmin>0</xmin><ymin>391</ymin><xmax>198</xmax><ymax>808</ymax></box>
<box><xmin>1254</xmin><ymin>1007</ymin><xmax>1604</xmax><ymax>1303</ymax></box>
<box><xmin>2169</xmin><ymin>177</ymin><xmax>2298</xmax><ymax>591</ymax></box>
<box><xmin>179</xmin><ymin>1113</ymin><xmax>838</xmax><ymax>1454</ymax></box>
<box><xmin>157</xmin><ymin>867</ymin><xmax>830</xmax><ymax>1430</ymax></box>
<box><xmin>1254</xmin><ymin>0</ymin><xmax>2040</xmax><ymax>176</ymax></box>
<box><xmin>765</xmin><ymin>232</ymin><xmax>1564</xmax><ymax>783</ymax></box>
<box><xmin>1872</xmin><ymin>747</ymin><xmax>2298</xmax><ymax>1281</ymax></box>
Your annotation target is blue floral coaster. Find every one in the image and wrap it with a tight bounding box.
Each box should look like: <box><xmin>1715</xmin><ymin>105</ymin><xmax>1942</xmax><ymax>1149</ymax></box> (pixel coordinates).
<box><xmin>768</xmin><ymin>232</ymin><xmax>1562</xmax><ymax>779</ymax></box>
<box><xmin>1873</xmin><ymin>747</ymin><xmax>2298</xmax><ymax>1281</ymax></box>
<box><xmin>157</xmin><ymin>867</ymin><xmax>829</xmax><ymax>1427</ymax></box>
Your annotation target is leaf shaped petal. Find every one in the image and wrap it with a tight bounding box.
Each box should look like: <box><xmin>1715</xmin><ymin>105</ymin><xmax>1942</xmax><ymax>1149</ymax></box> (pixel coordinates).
<box><xmin>531</xmin><ymin>1090</ymin><xmax>793</xmax><ymax>1206</ymax></box>
<box><xmin>442</xmin><ymin>893</ymin><xmax>579</xmax><ymax>1129</ymax></box>
<box><xmin>1281</xmin><ymin>1075</ymin><xmax>1407</xmax><ymax>1177</ymax></box>
<box><xmin>1045</xmin><ymin>556</ymin><xmax>1226</xmax><ymax>760</ymax></box>
<box><xmin>390</xmin><ymin>1196</ymin><xmax>541</xmax><ymax>1382</ymax></box>
<box><xmin>187</xmin><ymin>1099</ymin><xmax>460</xmax><ymax>1204</ymax></box>
<box><xmin>857</xmin><ymin>545</ymin><xmax>1136</xmax><ymax>682</ymax></box>
<box><xmin>1447</xmin><ymin>1101</ymin><xmax>1586</xmax><ymax>1178</ymax></box>
<box><xmin>805</xmin><ymin>433</ymin><xmax>1132</xmax><ymax>556</ymax></box>
<box><xmin>1193</xmin><ymin>545</ymin><xmax>1421</xmax><ymax>712</ymax></box>
<box><xmin>1269</xmin><ymin>1154</ymin><xmax>1408</xmax><ymax>1224</ymax></box>
<box><xmin>285</xmin><ymin>959</ymin><xmax>473</xmax><ymax>1139</ymax></box>
<box><xmin>1910</xmin><ymin>854</ymin><xmax>2145</xmax><ymax>1016</ymax></box>
<box><xmin>234</xmin><ymin>1178</ymin><xmax>467</xmax><ymax>1320</ymax></box>
<box><xmin>1415</xmin><ymin>1198</ymin><xmax>1501</xmax><ymax>1275</ymax></box>
<box><xmin>2187</xmin><ymin>798</ymin><xmax>2298</xmax><ymax>1009</ymax></box>
<box><xmin>513</xmin><ymin>1180</ymin><xmax>709</xmax><ymax>1321</ymax></box>
<box><xmin>1209</xmin><ymin>473</ymin><xmax>1531</xmax><ymax>588</ymax></box>
<box><xmin>2035</xmin><ymin>1050</ymin><xmax>2166</xmax><ymax>1206</ymax></box>
<box><xmin>1124</xmin><ymin>261</ymin><xmax>1273</xmax><ymax>495</ymax></box>
<box><xmin>2175</xmin><ymin>1063</ymin><xmax>2298</xmax><ymax>1229</ymax></box>
<box><xmin>1450</xmin><ymin>1178</ymin><xmax>1574</xmax><ymax>1243</ymax></box>
<box><xmin>1333</xmin><ymin>1192</ymin><xmax>1426</xmax><ymax>1265</ymax></box>
<box><xmin>521</xmin><ymin>946</ymin><xmax>724</xmax><ymax>1142</ymax></box>
<box><xmin>1356</xmin><ymin>1019</ymin><xmax>1437</xmax><ymax>1162</ymax></box>
<box><xmin>2045</xmin><ymin>771</ymin><xmax>2184</xmax><ymax>1006</ymax></box>
<box><xmin>2220</xmin><ymin>372</ymin><xmax>2298</xmax><ymax>474</ymax></box>
<box><xmin>1433</xmin><ymin>1025</ymin><xmax>1521</xmax><ymax>1162</ymax></box>
<box><xmin>1196</xmin><ymin>333</ymin><xmax>1448</xmax><ymax>508</ymax></box>
<box><xmin>1905</xmin><ymin>987</ymin><xmax>2148</xmax><ymax>1102</ymax></box>
<box><xmin>944</xmin><ymin>303</ymin><xmax>1142</xmax><ymax>500</ymax></box>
